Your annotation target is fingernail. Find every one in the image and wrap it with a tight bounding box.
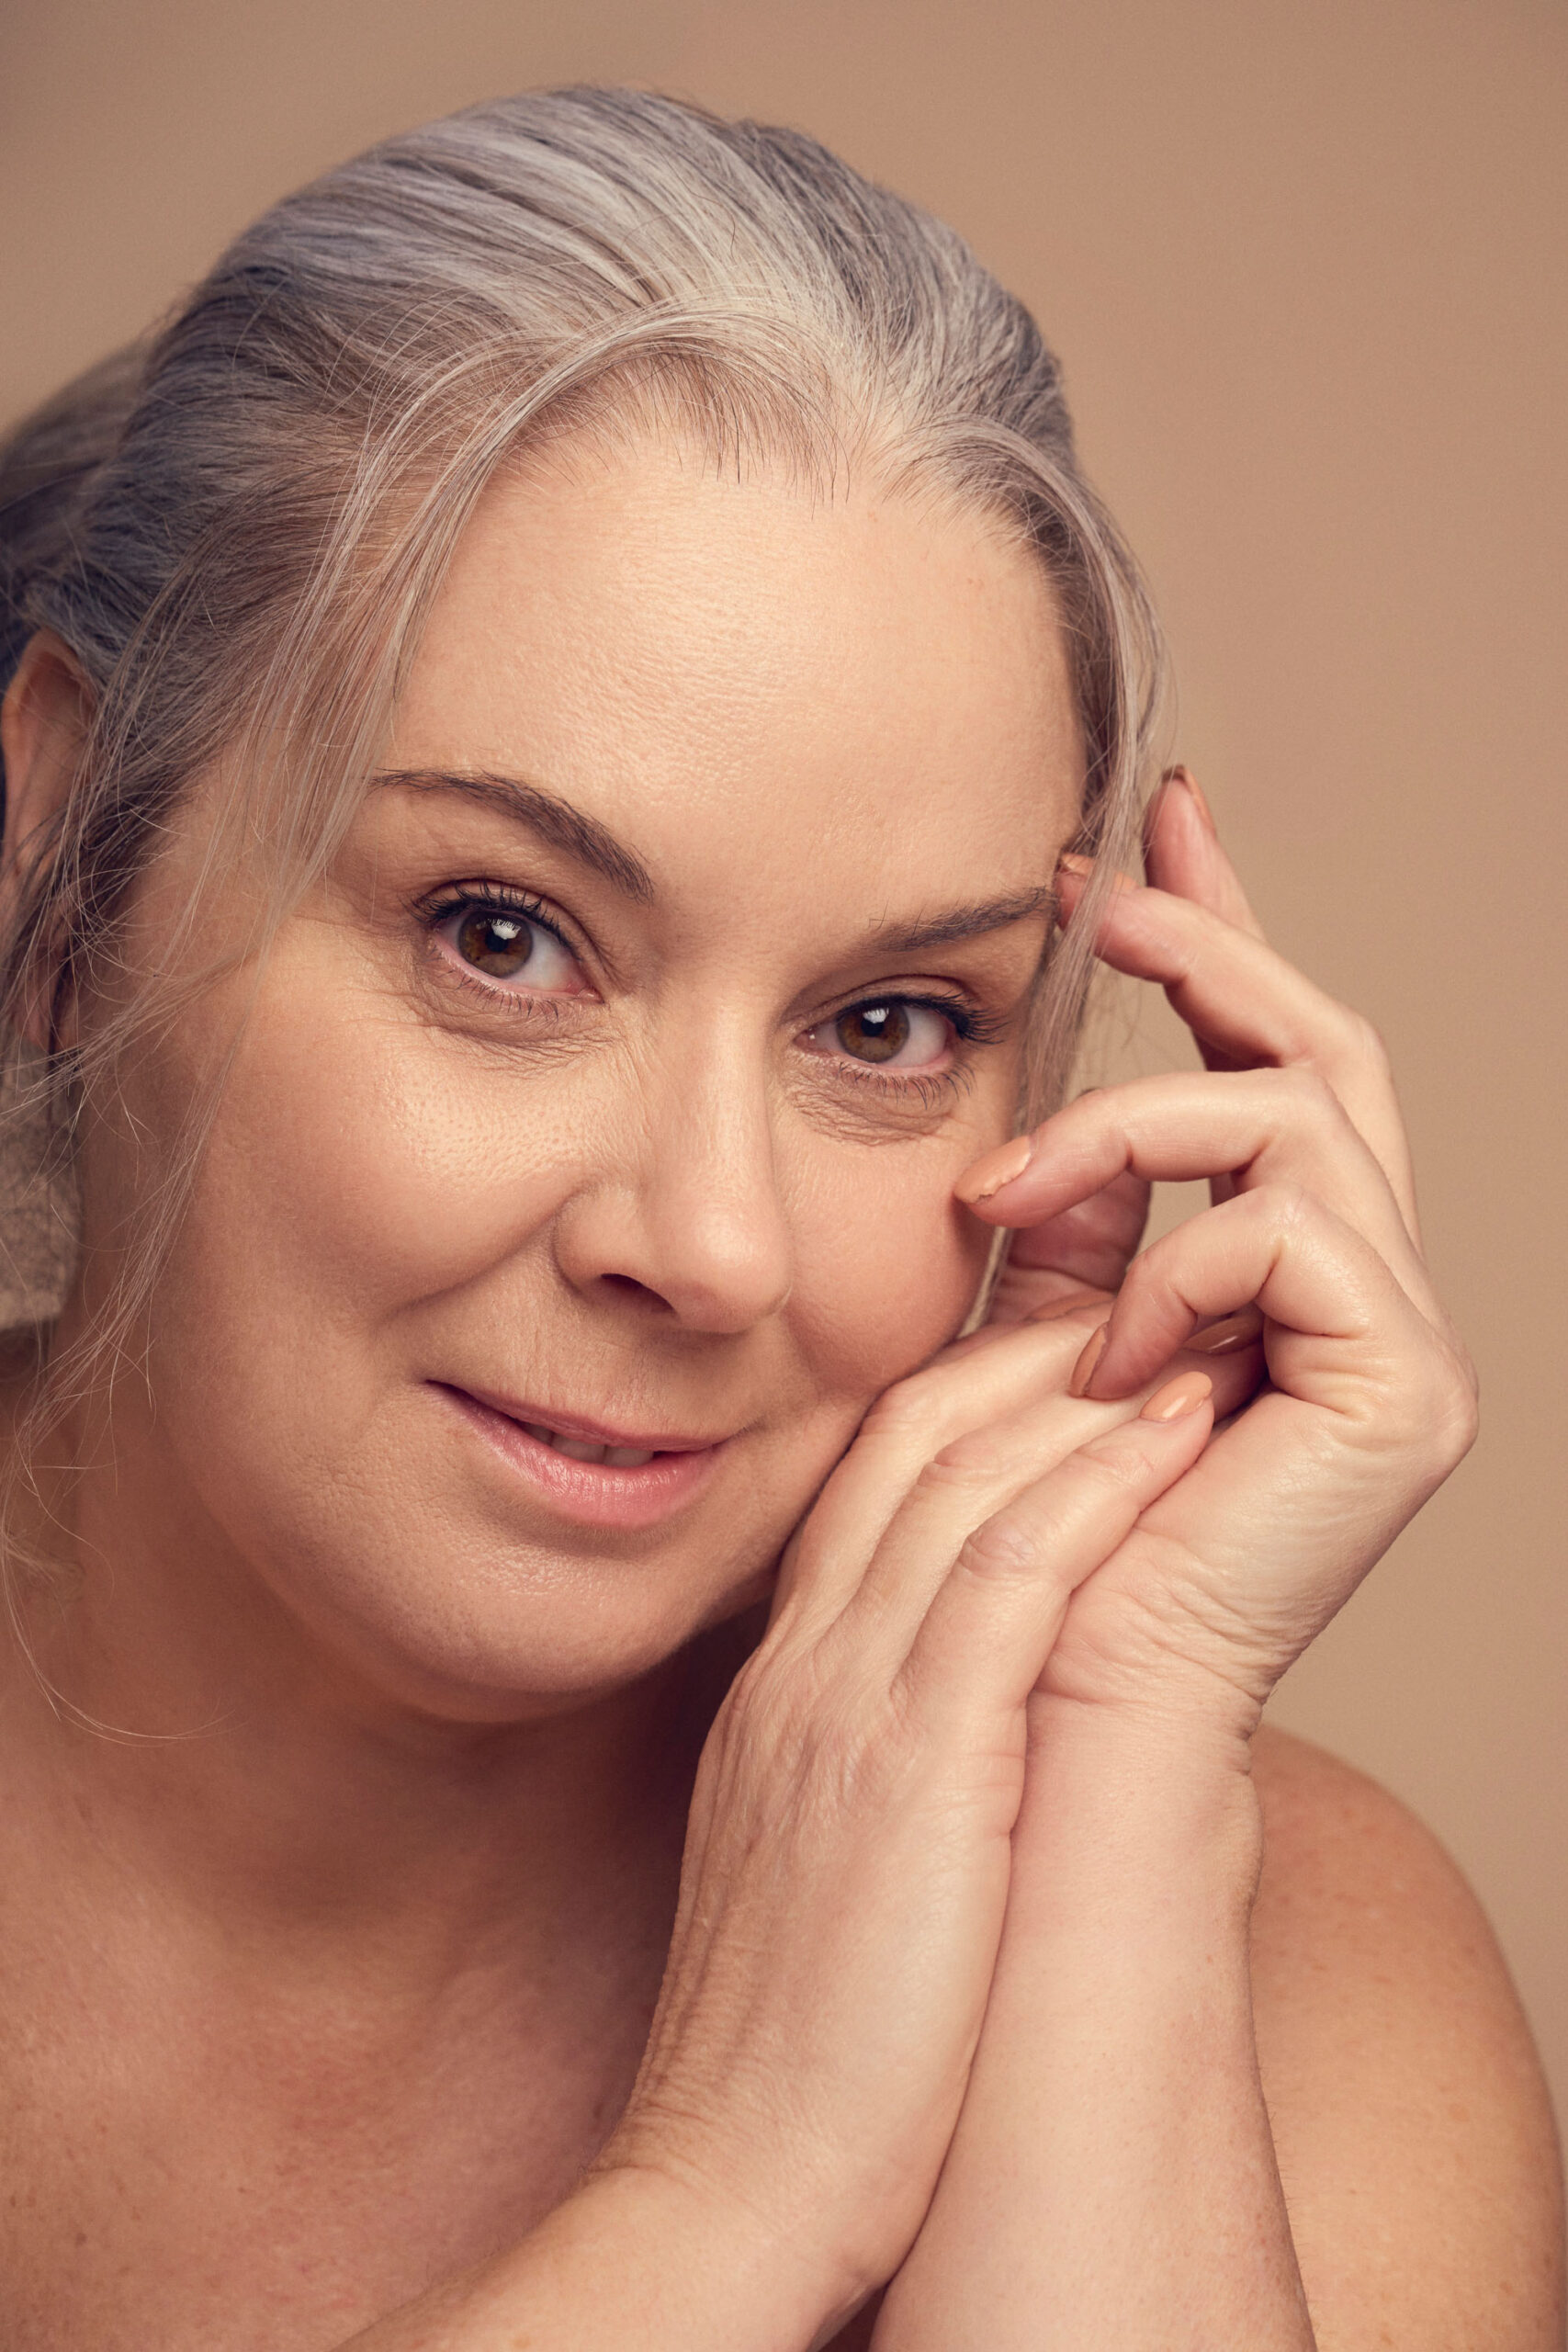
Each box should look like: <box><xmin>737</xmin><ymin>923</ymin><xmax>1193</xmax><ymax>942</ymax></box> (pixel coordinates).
<box><xmin>1056</xmin><ymin>852</ymin><xmax>1134</xmax><ymax>894</ymax></box>
<box><xmin>1069</xmin><ymin>1321</ymin><xmax>1109</xmax><ymax>1397</ymax></box>
<box><xmin>1167</xmin><ymin>764</ymin><xmax>1217</xmax><ymax>834</ymax></box>
<box><xmin>1186</xmin><ymin>1308</ymin><xmax>1263</xmax><ymax>1356</ymax></box>
<box><xmin>1141</xmin><ymin>1371</ymin><xmax>1213</xmax><ymax>1422</ymax></box>
<box><xmin>955</xmin><ymin>1133</ymin><xmax>1033</xmax><ymax>1204</ymax></box>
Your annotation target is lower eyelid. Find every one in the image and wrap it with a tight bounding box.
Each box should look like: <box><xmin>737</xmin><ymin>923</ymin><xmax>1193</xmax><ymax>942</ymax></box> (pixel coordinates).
<box><xmin>801</xmin><ymin>1037</ymin><xmax>968</xmax><ymax>1102</ymax></box>
<box><xmin>428</xmin><ymin>900</ymin><xmax>592</xmax><ymax>992</ymax></box>
<box><xmin>826</xmin><ymin>1060</ymin><xmax>968</xmax><ymax>1113</ymax></box>
<box><xmin>423</xmin><ymin>933</ymin><xmax>579</xmax><ymax>1018</ymax></box>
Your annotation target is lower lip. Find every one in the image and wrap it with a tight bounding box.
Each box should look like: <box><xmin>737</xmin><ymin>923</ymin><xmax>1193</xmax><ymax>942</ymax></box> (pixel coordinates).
<box><xmin>434</xmin><ymin>1386</ymin><xmax>725</xmax><ymax>1531</ymax></box>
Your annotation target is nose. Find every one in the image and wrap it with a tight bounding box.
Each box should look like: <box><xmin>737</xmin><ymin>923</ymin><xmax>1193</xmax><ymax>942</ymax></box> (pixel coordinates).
<box><xmin>549</xmin><ymin>1030</ymin><xmax>794</xmax><ymax>1336</ymax></box>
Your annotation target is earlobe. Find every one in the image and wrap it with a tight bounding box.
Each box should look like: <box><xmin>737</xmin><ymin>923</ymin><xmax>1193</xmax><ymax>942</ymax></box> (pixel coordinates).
<box><xmin>0</xmin><ymin>629</ymin><xmax>94</xmax><ymax>1049</ymax></box>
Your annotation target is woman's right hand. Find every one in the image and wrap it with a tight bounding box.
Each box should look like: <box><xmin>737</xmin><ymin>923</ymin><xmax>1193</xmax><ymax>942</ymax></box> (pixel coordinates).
<box><xmin>594</xmin><ymin>1311</ymin><xmax>1250</xmax><ymax>2336</ymax></box>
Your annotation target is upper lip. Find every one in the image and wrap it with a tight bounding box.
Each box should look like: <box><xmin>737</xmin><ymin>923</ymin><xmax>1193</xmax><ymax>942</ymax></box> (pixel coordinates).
<box><xmin>441</xmin><ymin>1383</ymin><xmax>731</xmax><ymax>1454</ymax></box>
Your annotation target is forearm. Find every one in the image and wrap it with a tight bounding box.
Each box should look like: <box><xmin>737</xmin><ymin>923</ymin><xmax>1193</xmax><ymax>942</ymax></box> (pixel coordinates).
<box><xmin>874</xmin><ymin>1700</ymin><xmax>1314</xmax><ymax>2352</ymax></box>
<box><xmin>339</xmin><ymin>2162</ymin><xmax>851</xmax><ymax>2352</ymax></box>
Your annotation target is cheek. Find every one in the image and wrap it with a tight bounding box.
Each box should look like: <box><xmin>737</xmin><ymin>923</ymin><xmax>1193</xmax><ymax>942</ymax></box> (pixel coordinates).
<box><xmin>113</xmin><ymin>941</ymin><xmax>997</xmax><ymax>1462</ymax></box>
<box><xmin>779</xmin><ymin>1149</ymin><xmax>996</xmax><ymax>1409</ymax></box>
<box><xmin>190</xmin><ymin>994</ymin><xmax>592</xmax><ymax>1323</ymax></box>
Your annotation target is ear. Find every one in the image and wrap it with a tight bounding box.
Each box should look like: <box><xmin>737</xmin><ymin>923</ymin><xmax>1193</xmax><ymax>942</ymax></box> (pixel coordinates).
<box><xmin>0</xmin><ymin>629</ymin><xmax>94</xmax><ymax>1050</ymax></box>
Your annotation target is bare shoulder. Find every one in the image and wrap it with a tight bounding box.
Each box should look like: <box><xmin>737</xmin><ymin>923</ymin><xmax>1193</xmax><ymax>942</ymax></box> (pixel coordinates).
<box><xmin>1250</xmin><ymin>1724</ymin><xmax>1565</xmax><ymax>2348</ymax></box>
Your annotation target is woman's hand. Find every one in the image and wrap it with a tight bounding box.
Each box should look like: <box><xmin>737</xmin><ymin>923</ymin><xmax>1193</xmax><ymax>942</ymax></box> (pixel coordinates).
<box><xmin>867</xmin><ymin>775</ymin><xmax>1480</xmax><ymax>2352</ymax></box>
<box><xmin>349</xmin><ymin>1308</ymin><xmax>1250</xmax><ymax>2352</ymax></box>
<box><xmin>956</xmin><ymin>770</ymin><xmax>1479</xmax><ymax>1736</ymax></box>
<box><xmin>594</xmin><ymin>1305</ymin><xmax>1252</xmax><ymax>2340</ymax></box>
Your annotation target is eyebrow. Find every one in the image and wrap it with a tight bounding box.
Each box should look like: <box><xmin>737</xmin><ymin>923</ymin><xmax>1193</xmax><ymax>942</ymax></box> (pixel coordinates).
<box><xmin>864</xmin><ymin>888</ymin><xmax>1058</xmax><ymax>956</ymax></box>
<box><xmin>375</xmin><ymin>765</ymin><xmax>1055</xmax><ymax>953</ymax></box>
<box><xmin>374</xmin><ymin>767</ymin><xmax>656</xmax><ymax>903</ymax></box>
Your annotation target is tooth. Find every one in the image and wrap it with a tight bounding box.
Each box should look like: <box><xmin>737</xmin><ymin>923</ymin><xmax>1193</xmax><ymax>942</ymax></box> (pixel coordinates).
<box><xmin>552</xmin><ymin>1434</ymin><xmax>611</xmax><ymax>1463</ymax></box>
<box><xmin>604</xmin><ymin>1447</ymin><xmax>654</xmax><ymax>1467</ymax></box>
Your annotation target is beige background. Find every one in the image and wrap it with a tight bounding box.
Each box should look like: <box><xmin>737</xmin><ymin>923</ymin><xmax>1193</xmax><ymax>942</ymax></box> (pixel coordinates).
<box><xmin>4</xmin><ymin>0</ymin><xmax>1564</xmax><ymax>2131</ymax></box>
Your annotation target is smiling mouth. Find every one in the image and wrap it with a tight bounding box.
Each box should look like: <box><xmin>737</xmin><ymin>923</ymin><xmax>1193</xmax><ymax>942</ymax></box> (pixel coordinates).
<box><xmin>519</xmin><ymin>1424</ymin><xmax>659</xmax><ymax>1468</ymax></box>
<box><xmin>438</xmin><ymin>1383</ymin><xmax>728</xmax><ymax>1469</ymax></box>
<box><xmin>435</xmin><ymin>1381</ymin><xmax>730</xmax><ymax>1529</ymax></box>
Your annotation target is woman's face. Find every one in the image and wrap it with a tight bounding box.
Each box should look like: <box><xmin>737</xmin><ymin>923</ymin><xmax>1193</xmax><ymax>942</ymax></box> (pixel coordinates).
<box><xmin>83</xmin><ymin>431</ymin><xmax>1083</xmax><ymax>1720</ymax></box>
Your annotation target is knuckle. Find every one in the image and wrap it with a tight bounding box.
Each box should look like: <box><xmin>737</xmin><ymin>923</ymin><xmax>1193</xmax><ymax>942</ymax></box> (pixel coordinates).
<box><xmin>1421</xmin><ymin>1348</ymin><xmax>1481</xmax><ymax>1462</ymax></box>
<box><xmin>955</xmin><ymin>1509</ymin><xmax>1051</xmax><ymax>1582</ymax></box>
<box><xmin>1446</xmin><ymin>1384</ymin><xmax>1482</xmax><ymax>1461</ymax></box>
<box><xmin>1363</xmin><ymin>1339</ymin><xmax>1479</xmax><ymax>1472</ymax></box>
<box><xmin>1331</xmin><ymin>1003</ymin><xmax>1393</xmax><ymax>1076</ymax></box>
<box><xmin>916</xmin><ymin>1442</ymin><xmax>1004</xmax><ymax>1495</ymax></box>
<box><xmin>860</xmin><ymin>1372</ymin><xmax>949</xmax><ymax>1443</ymax></box>
<box><xmin>1073</xmin><ymin>1433</ymin><xmax>1157</xmax><ymax>1501</ymax></box>
<box><xmin>1241</xmin><ymin>1177</ymin><xmax>1316</xmax><ymax>1234</ymax></box>
<box><xmin>928</xmin><ymin>1419</ymin><xmax>1043</xmax><ymax>1478</ymax></box>
<box><xmin>1270</xmin><ymin>1063</ymin><xmax>1340</xmax><ymax>1124</ymax></box>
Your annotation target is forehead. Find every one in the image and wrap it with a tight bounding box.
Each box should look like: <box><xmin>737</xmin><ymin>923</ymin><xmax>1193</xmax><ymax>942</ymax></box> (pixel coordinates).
<box><xmin>389</xmin><ymin>431</ymin><xmax>1082</xmax><ymax>910</ymax></box>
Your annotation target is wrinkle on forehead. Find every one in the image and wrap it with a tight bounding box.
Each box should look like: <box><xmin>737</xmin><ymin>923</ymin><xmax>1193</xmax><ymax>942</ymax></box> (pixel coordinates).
<box><xmin>391</xmin><ymin>419</ymin><xmax>1084</xmax><ymax>932</ymax></box>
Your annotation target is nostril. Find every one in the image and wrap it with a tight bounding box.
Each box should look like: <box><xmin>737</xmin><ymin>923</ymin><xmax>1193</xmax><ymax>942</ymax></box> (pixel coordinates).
<box><xmin>599</xmin><ymin>1272</ymin><xmax>671</xmax><ymax>1309</ymax></box>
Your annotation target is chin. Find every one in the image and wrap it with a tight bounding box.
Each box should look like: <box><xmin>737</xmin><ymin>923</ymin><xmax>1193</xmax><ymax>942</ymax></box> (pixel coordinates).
<box><xmin>223</xmin><ymin>1460</ymin><xmax>794</xmax><ymax>1727</ymax></box>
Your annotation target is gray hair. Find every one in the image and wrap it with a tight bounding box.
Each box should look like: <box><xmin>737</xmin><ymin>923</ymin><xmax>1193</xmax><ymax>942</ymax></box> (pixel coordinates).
<box><xmin>0</xmin><ymin>85</ymin><xmax>1163</xmax><ymax>1442</ymax></box>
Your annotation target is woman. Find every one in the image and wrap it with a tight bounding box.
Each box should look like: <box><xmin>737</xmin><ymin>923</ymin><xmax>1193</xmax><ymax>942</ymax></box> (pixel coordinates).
<box><xmin>0</xmin><ymin>85</ymin><xmax>1558</xmax><ymax>2350</ymax></box>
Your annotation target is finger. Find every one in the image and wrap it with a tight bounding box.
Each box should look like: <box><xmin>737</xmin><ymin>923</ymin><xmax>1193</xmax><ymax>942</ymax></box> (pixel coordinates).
<box><xmin>847</xmin><ymin>1340</ymin><xmax>1256</xmax><ymax>1639</ymax></box>
<box><xmin>1144</xmin><ymin>768</ymin><xmax>1265</xmax><ymax>940</ymax></box>
<box><xmin>986</xmin><ymin>1164</ymin><xmax>1150</xmax><ymax>1326</ymax></box>
<box><xmin>1049</xmin><ymin>1197</ymin><xmax>1477</xmax><ymax>1700</ymax></box>
<box><xmin>955</xmin><ymin>1069</ymin><xmax>1438</xmax><ymax>1327</ymax></box>
<box><xmin>770</xmin><ymin>1307</ymin><xmax>1258</xmax><ymax>1646</ymax></box>
<box><xmin>768</xmin><ymin>1311</ymin><xmax>1113</xmax><ymax>1631</ymax></box>
<box><xmin>1138</xmin><ymin>773</ymin><xmax>1264</xmax><ymax>1216</ymax></box>
<box><xmin>935</xmin><ymin>1287</ymin><xmax>1112</xmax><ymax>1360</ymax></box>
<box><xmin>1074</xmin><ymin>1180</ymin><xmax>1436</xmax><ymax>1408</ymax></box>
<box><xmin>1055</xmin><ymin>860</ymin><xmax>1420</xmax><ymax>1243</ymax></box>
<box><xmin>894</xmin><ymin>1384</ymin><xmax>1215</xmax><ymax>1728</ymax></box>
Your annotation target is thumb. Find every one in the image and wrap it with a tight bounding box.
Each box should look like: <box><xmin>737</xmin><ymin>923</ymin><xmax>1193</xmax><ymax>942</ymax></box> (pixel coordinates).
<box><xmin>983</xmin><ymin>1165</ymin><xmax>1150</xmax><ymax>1326</ymax></box>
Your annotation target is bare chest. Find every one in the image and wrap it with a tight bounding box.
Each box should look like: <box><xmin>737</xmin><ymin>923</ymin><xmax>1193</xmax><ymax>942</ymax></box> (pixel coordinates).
<box><xmin>0</xmin><ymin>1916</ymin><xmax>651</xmax><ymax>2351</ymax></box>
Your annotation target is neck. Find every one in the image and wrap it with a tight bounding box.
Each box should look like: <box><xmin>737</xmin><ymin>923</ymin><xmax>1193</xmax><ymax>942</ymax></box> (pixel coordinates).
<box><xmin>0</xmin><ymin>1368</ymin><xmax>731</xmax><ymax>1989</ymax></box>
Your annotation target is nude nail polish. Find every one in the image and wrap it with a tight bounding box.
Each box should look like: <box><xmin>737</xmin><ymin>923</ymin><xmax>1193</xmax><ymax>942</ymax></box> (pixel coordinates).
<box><xmin>1186</xmin><ymin>1308</ymin><xmax>1263</xmax><ymax>1355</ymax></box>
<box><xmin>1168</xmin><ymin>764</ymin><xmax>1217</xmax><ymax>834</ymax></box>
<box><xmin>1057</xmin><ymin>852</ymin><xmax>1135</xmax><ymax>894</ymax></box>
<box><xmin>1069</xmin><ymin>1322</ymin><xmax>1109</xmax><ymax>1397</ymax></box>
<box><xmin>1140</xmin><ymin>1371</ymin><xmax>1213</xmax><ymax>1422</ymax></box>
<box><xmin>955</xmin><ymin>1133</ymin><xmax>1032</xmax><ymax>1203</ymax></box>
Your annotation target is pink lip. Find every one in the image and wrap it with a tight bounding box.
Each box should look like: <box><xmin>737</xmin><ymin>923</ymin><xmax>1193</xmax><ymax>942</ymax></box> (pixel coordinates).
<box><xmin>433</xmin><ymin>1383</ymin><xmax>728</xmax><ymax>1531</ymax></box>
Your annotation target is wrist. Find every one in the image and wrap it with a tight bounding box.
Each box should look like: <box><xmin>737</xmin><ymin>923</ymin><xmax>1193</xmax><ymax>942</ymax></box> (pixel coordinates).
<box><xmin>1017</xmin><ymin>1690</ymin><xmax>1266</xmax><ymax>1922</ymax></box>
<box><xmin>1040</xmin><ymin>1629</ymin><xmax>1271</xmax><ymax>1754</ymax></box>
<box><xmin>341</xmin><ymin>2156</ymin><xmax>857</xmax><ymax>2352</ymax></box>
<box><xmin>581</xmin><ymin>2143</ymin><xmax>868</xmax><ymax>2350</ymax></box>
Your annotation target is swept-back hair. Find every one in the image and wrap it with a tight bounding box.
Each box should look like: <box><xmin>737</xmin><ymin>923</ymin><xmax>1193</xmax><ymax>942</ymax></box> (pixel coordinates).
<box><xmin>0</xmin><ymin>86</ymin><xmax>1164</xmax><ymax>1590</ymax></box>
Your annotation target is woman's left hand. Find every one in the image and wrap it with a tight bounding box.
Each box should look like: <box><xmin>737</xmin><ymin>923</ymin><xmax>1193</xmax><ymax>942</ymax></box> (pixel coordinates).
<box><xmin>955</xmin><ymin>772</ymin><xmax>1479</xmax><ymax>1736</ymax></box>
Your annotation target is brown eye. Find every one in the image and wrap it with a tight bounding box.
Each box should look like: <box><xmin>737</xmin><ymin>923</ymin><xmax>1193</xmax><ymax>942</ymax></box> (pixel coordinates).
<box><xmin>836</xmin><ymin>1001</ymin><xmax>911</xmax><ymax>1062</ymax></box>
<box><xmin>436</xmin><ymin>900</ymin><xmax>589</xmax><ymax>994</ymax></box>
<box><xmin>805</xmin><ymin>998</ymin><xmax>953</xmax><ymax>1070</ymax></box>
<box><xmin>457</xmin><ymin>909</ymin><xmax>536</xmax><ymax>977</ymax></box>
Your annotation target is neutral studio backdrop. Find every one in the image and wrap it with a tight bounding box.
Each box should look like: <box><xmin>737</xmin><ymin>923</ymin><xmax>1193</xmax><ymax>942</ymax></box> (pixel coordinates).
<box><xmin>4</xmin><ymin>0</ymin><xmax>1565</xmax><ymax>2132</ymax></box>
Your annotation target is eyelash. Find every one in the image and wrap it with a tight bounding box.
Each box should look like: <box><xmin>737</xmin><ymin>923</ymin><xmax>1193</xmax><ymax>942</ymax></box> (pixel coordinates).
<box><xmin>418</xmin><ymin>882</ymin><xmax>586</xmax><ymax>1019</ymax></box>
<box><xmin>416</xmin><ymin>884</ymin><xmax>1009</xmax><ymax>1097</ymax></box>
<box><xmin>816</xmin><ymin>996</ymin><xmax>1006</xmax><ymax>1107</ymax></box>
